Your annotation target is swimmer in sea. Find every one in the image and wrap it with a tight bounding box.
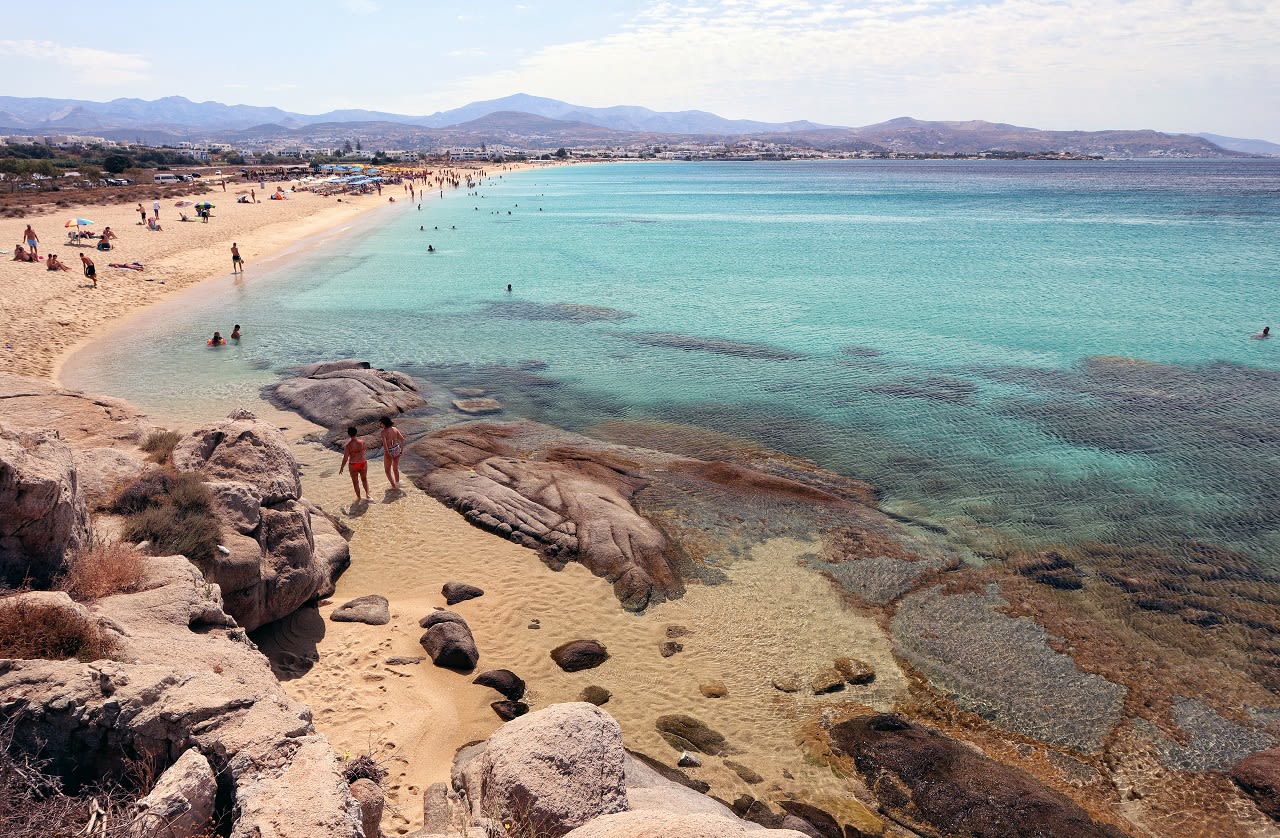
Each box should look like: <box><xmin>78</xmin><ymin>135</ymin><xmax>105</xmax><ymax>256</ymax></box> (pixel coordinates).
<box><xmin>230</xmin><ymin>324</ymin><xmax>242</xmax><ymax>341</ymax></box>
<box><xmin>210</xmin><ymin>331</ymin><xmax>224</xmax><ymax>346</ymax></box>
<box><xmin>339</xmin><ymin>426</ymin><xmax>370</xmax><ymax>500</ymax></box>
<box><xmin>1254</xmin><ymin>326</ymin><xmax>1271</xmax><ymax>340</ymax></box>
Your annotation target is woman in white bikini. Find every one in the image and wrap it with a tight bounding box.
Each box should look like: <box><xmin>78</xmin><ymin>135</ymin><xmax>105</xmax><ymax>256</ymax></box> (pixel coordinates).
<box><xmin>380</xmin><ymin>416</ymin><xmax>406</xmax><ymax>490</ymax></box>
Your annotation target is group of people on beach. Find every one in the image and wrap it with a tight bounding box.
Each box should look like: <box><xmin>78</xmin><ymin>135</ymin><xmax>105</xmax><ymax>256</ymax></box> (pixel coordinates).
<box><xmin>339</xmin><ymin>417</ymin><xmax>405</xmax><ymax>501</ymax></box>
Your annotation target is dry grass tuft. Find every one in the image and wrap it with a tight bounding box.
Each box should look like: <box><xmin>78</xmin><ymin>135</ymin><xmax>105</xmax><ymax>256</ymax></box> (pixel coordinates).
<box><xmin>0</xmin><ymin>596</ymin><xmax>119</xmax><ymax>662</ymax></box>
<box><xmin>139</xmin><ymin>429</ymin><xmax>183</xmax><ymax>464</ymax></box>
<box><xmin>56</xmin><ymin>542</ymin><xmax>147</xmax><ymax>602</ymax></box>
<box><xmin>113</xmin><ymin>471</ymin><xmax>222</xmax><ymax>566</ymax></box>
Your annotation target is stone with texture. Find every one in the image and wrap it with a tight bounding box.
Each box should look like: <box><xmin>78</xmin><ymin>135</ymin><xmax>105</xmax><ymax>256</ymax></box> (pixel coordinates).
<box><xmin>811</xmin><ymin>668</ymin><xmax>846</xmax><ymax>695</ymax></box>
<box><xmin>453</xmin><ymin>702</ymin><xmax>628</xmax><ymax>836</ymax></box>
<box><xmin>579</xmin><ymin>685</ymin><xmax>612</xmax><ymax>706</ymax></box>
<box><xmin>420</xmin><ymin>619</ymin><xmax>479</xmax><ymax>671</ymax></box>
<box><xmin>474</xmin><ymin>669</ymin><xmax>526</xmax><ymax>700</ymax></box>
<box><xmin>452</xmin><ymin>397</ymin><xmax>504</xmax><ymax>415</ymax></box>
<box><xmin>268</xmin><ymin>363</ymin><xmax>425</xmax><ymax>429</ymax></box>
<box><xmin>656</xmin><ymin>714</ymin><xmax>732</xmax><ymax>756</ymax></box>
<box><xmin>171</xmin><ymin>410</ymin><xmax>301</xmax><ymax>505</ymax></box>
<box><xmin>207</xmin><ymin>480</ymin><xmax>263</xmax><ymax>535</ymax></box>
<box><xmin>128</xmin><ymin>747</ymin><xmax>217</xmax><ymax>838</ymax></box>
<box><xmin>834</xmin><ymin>656</ymin><xmax>876</xmax><ymax>685</ymax></box>
<box><xmin>830</xmin><ymin>713</ymin><xmax>1128</xmax><ymax>838</ymax></box>
<box><xmin>0</xmin><ymin>423</ymin><xmax>90</xmax><ymax>586</ymax></box>
<box><xmin>331</xmin><ymin>594</ymin><xmax>390</xmax><ymax>625</ymax></box>
<box><xmin>442</xmin><ymin>581</ymin><xmax>485</xmax><ymax>604</ymax></box>
<box><xmin>699</xmin><ymin>680</ymin><xmax>728</xmax><ymax>698</ymax></box>
<box><xmin>422</xmin><ymin>781</ymin><xmax>454</xmax><ymax>833</ymax></box>
<box><xmin>724</xmin><ymin>760</ymin><xmax>762</xmax><ymax>784</ymax></box>
<box><xmin>772</xmin><ymin>675</ymin><xmax>801</xmax><ymax>693</ymax></box>
<box><xmin>660</xmin><ymin>641</ymin><xmax>683</xmax><ymax>657</ymax></box>
<box><xmin>349</xmin><ymin>778</ymin><xmax>384</xmax><ymax>838</ymax></box>
<box><xmin>551</xmin><ymin>639</ymin><xmax>609</xmax><ymax>672</ymax></box>
<box><xmin>1233</xmin><ymin>748</ymin><xmax>1280</xmax><ymax>820</ymax></box>
<box><xmin>492</xmin><ymin>700</ymin><xmax>530</xmax><ymax>720</ymax></box>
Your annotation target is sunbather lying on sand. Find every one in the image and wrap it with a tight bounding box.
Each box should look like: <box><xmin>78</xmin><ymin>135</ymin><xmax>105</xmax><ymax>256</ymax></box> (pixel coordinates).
<box><xmin>108</xmin><ymin>262</ymin><xmax>145</xmax><ymax>271</ymax></box>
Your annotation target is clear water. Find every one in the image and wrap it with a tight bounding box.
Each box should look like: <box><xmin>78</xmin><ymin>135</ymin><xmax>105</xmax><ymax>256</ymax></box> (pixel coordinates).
<box><xmin>63</xmin><ymin>160</ymin><xmax>1280</xmax><ymax>564</ymax></box>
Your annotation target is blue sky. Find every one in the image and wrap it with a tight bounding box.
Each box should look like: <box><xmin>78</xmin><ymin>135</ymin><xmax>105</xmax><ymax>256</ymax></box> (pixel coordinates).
<box><xmin>5</xmin><ymin>0</ymin><xmax>1278</xmax><ymax>140</ymax></box>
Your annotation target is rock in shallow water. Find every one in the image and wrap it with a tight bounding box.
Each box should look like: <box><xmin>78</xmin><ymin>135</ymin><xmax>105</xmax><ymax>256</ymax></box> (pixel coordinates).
<box><xmin>473</xmin><ymin>668</ymin><xmax>526</xmax><ymax>701</ymax></box>
<box><xmin>552</xmin><ymin>639</ymin><xmax>609</xmax><ymax>672</ymax></box>
<box><xmin>656</xmin><ymin>714</ymin><xmax>732</xmax><ymax>756</ymax></box>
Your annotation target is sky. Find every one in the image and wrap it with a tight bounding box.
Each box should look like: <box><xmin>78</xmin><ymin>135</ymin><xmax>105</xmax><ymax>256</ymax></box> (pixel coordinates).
<box><xmin>4</xmin><ymin>0</ymin><xmax>1278</xmax><ymax>141</ymax></box>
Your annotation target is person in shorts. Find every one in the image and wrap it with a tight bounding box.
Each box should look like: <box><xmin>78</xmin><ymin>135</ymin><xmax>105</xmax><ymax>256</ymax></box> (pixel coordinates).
<box><xmin>339</xmin><ymin>426</ymin><xmax>370</xmax><ymax>500</ymax></box>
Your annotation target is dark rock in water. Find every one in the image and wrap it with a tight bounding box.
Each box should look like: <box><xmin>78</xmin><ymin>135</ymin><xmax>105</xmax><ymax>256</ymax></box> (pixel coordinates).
<box><xmin>659</xmin><ymin>641</ymin><xmax>683</xmax><ymax>657</ymax></box>
<box><xmin>829</xmin><ymin>714</ymin><xmax>1128</xmax><ymax>838</ymax></box>
<box><xmin>772</xmin><ymin>675</ymin><xmax>801</xmax><ymax>693</ymax></box>
<box><xmin>442</xmin><ymin>581</ymin><xmax>484</xmax><ymax>605</ymax></box>
<box><xmin>699</xmin><ymin>680</ymin><xmax>728</xmax><ymax>698</ymax></box>
<box><xmin>481</xmin><ymin>300</ymin><xmax>634</xmax><ymax>323</ymax></box>
<box><xmin>618</xmin><ymin>330</ymin><xmax>806</xmax><ymax>361</ymax></box>
<box><xmin>491</xmin><ymin>700</ymin><xmax>529</xmax><ymax>721</ymax></box>
<box><xmin>724</xmin><ymin>760</ymin><xmax>762</xmax><ymax>784</ymax></box>
<box><xmin>776</xmin><ymin>801</ymin><xmax>844</xmax><ymax>838</ymax></box>
<box><xmin>656</xmin><ymin>714</ymin><xmax>732</xmax><ymax>756</ymax></box>
<box><xmin>551</xmin><ymin>639</ymin><xmax>609</xmax><ymax>672</ymax></box>
<box><xmin>868</xmin><ymin>375</ymin><xmax>978</xmax><ymax>404</ymax></box>
<box><xmin>473</xmin><ymin>669</ymin><xmax>526</xmax><ymax>701</ymax></box>
<box><xmin>330</xmin><ymin>594</ymin><xmax>390</xmax><ymax>625</ymax></box>
<box><xmin>385</xmin><ymin>656</ymin><xmax>424</xmax><ymax>666</ymax></box>
<box><xmin>1233</xmin><ymin>748</ymin><xmax>1280</xmax><ymax>820</ymax></box>
<box><xmin>834</xmin><ymin>657</ymin><xmax>876</xmax><ymax>685</ymax></box>
<box><xmin>666</xmin><ymin>624</ymin><xmax>691</xmax><ymax>638</ymax></box>
<box><xmin>418</xmin><ymin>608</ymin><xmax>467</xmax><ymax>629</ymax></box>
<box><xmin>811</xmin><ymin>668</ymin><xmax>846</xmax><ymax>695</ymax></box>
<box><xmin>731</xmin><ymin>796</ymin><xmax>785</xmax><ymax>828</ymax></box>
<box><xmin>452</xmin><ymin>397</ymin><xmax>503</xmax><ymax>415</ymax></box>
<box><xmin>1011</xmin><ymin>551</ymin><xmax>1085</xmax><ymax>590</ymax></box>
<box><xmin>580</xmin><ymin>685</ymin><xmax>612</xmax><ymax>706</ymax></box>
<box><xmin>420</xmin><ymin>620</ymin><xmax>479</xmax><ymax>672</ymax></box>
<box><xmin>839</xmin><ymin>344</ymin><xmax>883</xmax><ymax>358</ymax></box>
<box><xmin>517</xmin><ymin>359</ymin><xmax>549</xmax><ymax>371</ymax></box>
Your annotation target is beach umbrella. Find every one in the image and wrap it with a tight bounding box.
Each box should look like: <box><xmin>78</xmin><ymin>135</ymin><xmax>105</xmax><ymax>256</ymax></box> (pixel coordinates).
<box><xmin>64</xmin><ymin>217</ymin><xmax>94</xmax><ymax>228</ymax></box>
<box><xmin>195</xmin><ymin>202</ymin><xmax>215</xmax><ymax>210</ymax></box>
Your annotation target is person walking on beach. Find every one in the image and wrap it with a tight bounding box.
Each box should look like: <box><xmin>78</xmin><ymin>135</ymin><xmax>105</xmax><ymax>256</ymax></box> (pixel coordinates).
<box><xmin>22</xmin><ymin>224</ymin><xmax>38</xmax><ymax>259</ymax></box>
<box><xmin>231</xmin><ymin>243</ymin><xmax>243</xmax><ymax>274</ymax></box>
<box><xmin>137</xmin><ymin>204</ymin><xmax>147</xmax><ymax>225</ymax></box>
<box><xmin>379</xmin><ymin>416</ymin><xmax>405</xmax><ymax>490</ymax></box>
<box><xmin>339</xmin><ymin>426</ymin><xmax>370</xmax><ymax>500</ymax></box>
<box><xmin>79</xmin><ymin>252</ymin><xmax>96</xmax><ymax>287</ymax></box>
<box><xmin>152</xmin><ymin>200</ymin><xmax>160</xmax><ymax>221</ymax></box>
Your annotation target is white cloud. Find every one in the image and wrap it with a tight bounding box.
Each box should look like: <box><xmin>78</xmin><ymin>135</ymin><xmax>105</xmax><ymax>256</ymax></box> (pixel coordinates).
<box><xmin>0</xmin><ymin>40</ymin><xmax>149</xmax><ymax>86</ymax></box>
<box><xmin>435</xmin><ymin>0</ymin><xmax>1280</xmax><ymax>135</ymax></box>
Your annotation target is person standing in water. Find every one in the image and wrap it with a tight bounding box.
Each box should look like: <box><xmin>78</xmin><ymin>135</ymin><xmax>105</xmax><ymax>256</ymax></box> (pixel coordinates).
<box><xmin>339</xmin><ymin>426</ymin><xmax>370</xmax><ymax>500</ymax></box>
<box><xmin>231</xmin><ymin>243</ymin><xmax>243</xmax><ymax>274</ymax></box>
<box><xmin>380</xmin><ymin>416</ymin><xmax>406</xmax><ymax>490</ymax></box>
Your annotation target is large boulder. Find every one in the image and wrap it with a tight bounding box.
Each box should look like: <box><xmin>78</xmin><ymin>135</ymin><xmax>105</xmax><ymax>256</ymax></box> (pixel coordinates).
<box><xmin>266</xmin><ymin>362</ymin><xmax>425</xmax><ymax>429</ymax></box>
<box><xmin>829</xmin><ymin>714</ymin><xmax>1128</xmax><ymax>838</ymax></box>
<box><xmin>551</xmin><ymin>639</ymin><xmax>609</xmax><ymax>672</ymax></box>
<box><xmin>172</xmin><ymin>410</ymin><xmax>301</xmax><ymax>505</ymax></box>
<box><xmin>453</xmin><ymin>703</ymin><xmax>628</xmax><ymax>837</ymax></box>
<box><xmin>420</xmin><ymin>613</ymin><xmax>480</xmax><ymax>671</ymax></box>
<box><xmin>170</xmin><ymin>412</ymin><xmax>348</xmax><ymax>631</ymax></box>
<box><xmin>0</xmin><ymin>423</ymin><xmax>90</xmax><ymax>586</ymax></box>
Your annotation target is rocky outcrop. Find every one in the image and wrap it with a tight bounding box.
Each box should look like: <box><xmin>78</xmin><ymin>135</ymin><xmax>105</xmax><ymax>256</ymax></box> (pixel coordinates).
<box><xmin>171</xmin><ymin>411</ymin><xmax>349</xmax><ymax>631</ymax></box>
<box><xmin>0</xmin><ymin>554</ymin><xmax>364</xmax><ymax>838</ymax></box>
<box><xmin>829</xmin><ymin>714</ymin><xmax>1128</xmax><ymax>838</ymax></box>
<box><xmin>350</xmin><ymin>778</ymin><xmax>385</xmax><ymax>838</ymax></box>
<box><xmin>128</xmin><ymin>747</ymin><xmax>217</xmax><ymax>838</ymax></box>
<box><xmin>419</xmin><ymin>610</ymin><xmax>479</xmax><ymax>671</ymax></box>
<box><xmin>266</xmin><ymin>360</ymin><xmax>426</xmax><ymax>429</ymax></box>
<box><xmin>0</xmin><ymin>423</ymin><xmax>90</xmax><ymax>586</ymax></box>
<box><xmin>412</xmin><ymin>422</ymin><xmax>684</xmax><ymax>612</ymax></box>
<box><xmin>453</xmin><ymin>703</ymin><xmax>629</xmax><ymax>836</ymax></box>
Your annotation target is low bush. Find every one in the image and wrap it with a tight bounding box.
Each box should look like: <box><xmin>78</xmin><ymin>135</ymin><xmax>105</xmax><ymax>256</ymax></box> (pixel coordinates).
<box><xmin>0</xmin><ymin>596</ymin><xmax>118</xmax><ymax>661</ymax></box>
<box><xmin>56</xmin><ymin>542</ymin><xmax>146</xmax><ymax>602</ymax></box>
<box><xmin>112</xmin><ymin>471</ymin><xmax>222</xmax><ymax>565</ymax></box>
<box><xmin>140</xmin><ymin>429</ymin><xmax>183</xmax><ymax>464</ymax></box>
<box><xmin>108</xmin><ymin>468</ymin><xmax>174</xmax><ymax>515</ymax></box>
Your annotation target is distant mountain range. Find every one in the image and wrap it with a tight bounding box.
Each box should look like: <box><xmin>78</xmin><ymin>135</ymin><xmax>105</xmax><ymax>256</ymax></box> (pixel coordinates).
<box><xmin>0</xmin><ymin>94</ymin><xmax>1273</xmax><ymax>158</ymax></box>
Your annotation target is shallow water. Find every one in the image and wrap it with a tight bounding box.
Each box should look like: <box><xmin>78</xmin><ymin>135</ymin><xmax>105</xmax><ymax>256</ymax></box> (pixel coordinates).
<box><xmin>64</xmin><ymin>159</ymin><xmax>1280</xmax><ymax>565</ymax></box>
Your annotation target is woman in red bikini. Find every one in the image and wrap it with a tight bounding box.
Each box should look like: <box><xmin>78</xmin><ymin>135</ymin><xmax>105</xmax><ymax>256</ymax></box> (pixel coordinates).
<box><xmin>339</xmin><ymin>426</ymin><xmax>370</xmax><ymax>500</ymax></box>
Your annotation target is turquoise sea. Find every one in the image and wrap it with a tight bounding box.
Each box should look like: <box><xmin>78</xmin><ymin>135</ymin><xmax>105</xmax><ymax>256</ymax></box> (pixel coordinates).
<box><xmin>63</xmin><ymin>160</ymin><xmax>1280</xmax><ymax>566</ymax></box>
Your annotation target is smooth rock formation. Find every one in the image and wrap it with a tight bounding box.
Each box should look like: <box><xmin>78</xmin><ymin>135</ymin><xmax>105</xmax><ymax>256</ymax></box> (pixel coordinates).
<box><xmin>170</xmin><ymin>411</ymin><xmax>349</xmax><ymax>631</ymax></box>
<box><xmin>1233</xmin><ymin>748</ymin><xmax>1280</xmax><ymax>820</ymax></box>
<box><xmin>331</xmin><ymin>594</ymin><xmax>391</xmax><ymax>625</ymax></box>
<box><xmin>267</xmin><ymin>361</ymin><xmax>426</xmax><ymax>429</ymax></box>
<box><xmin>474</xmin><ymin>669</ymin><xmax>526</xmax><ymax>700</ymax></box>
<box><xmin>0</xmin><ymin>423</ymin><xmax>90</xmax><ymax>586</ymax></box>
<box><xmin>128</xmin><ymin>748</ymin><xmax>217</xmax><ymax>838</ymax></box>
<box><xmin>830</xmin><ymin>714</ymin><xmax>1128</xmax><ymax>838</ymax></box>
<box><xmin>551</xmin><ymin>639</ymin><xmax>609</xmax><ymax>672</ymax></box>
<box><xmin>443</xmin><ymin>581</ymin><xmax>485</xmax><ymax>605</ymax></box>
<box><xmin>1</xmin><ymin>554</ymin><xmax>364</xmax><ymax>838</ymax></box>
<box><xmin>453</xmin><ymin>703</ymin><xmax>628</xmax><ymax>837</ymax></box>
<box><xmin>349</xmin><ymin>778</ymin><xmax>384</xmax><ymax>838</ymax></box>
<box><xmin>699</xmin><ymin>680</ymin><xmax>728</xmax><ymax>698</ymax></box>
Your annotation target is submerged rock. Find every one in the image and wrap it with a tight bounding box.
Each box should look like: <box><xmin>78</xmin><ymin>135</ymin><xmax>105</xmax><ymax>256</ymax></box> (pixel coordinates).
<box><xmin>655</xmin><ymin>714</ymin><xmax>732</xmax><ymax>756</ymax></box>
<box><xmin>266</xmin><ymin>361</ymin><xmax>425</xmax><ymax>429</ymax></box>
<box><xmin>552</xmin><ymin>639</ymin><xmax>610</xmax><ymax>672</ymax></box>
